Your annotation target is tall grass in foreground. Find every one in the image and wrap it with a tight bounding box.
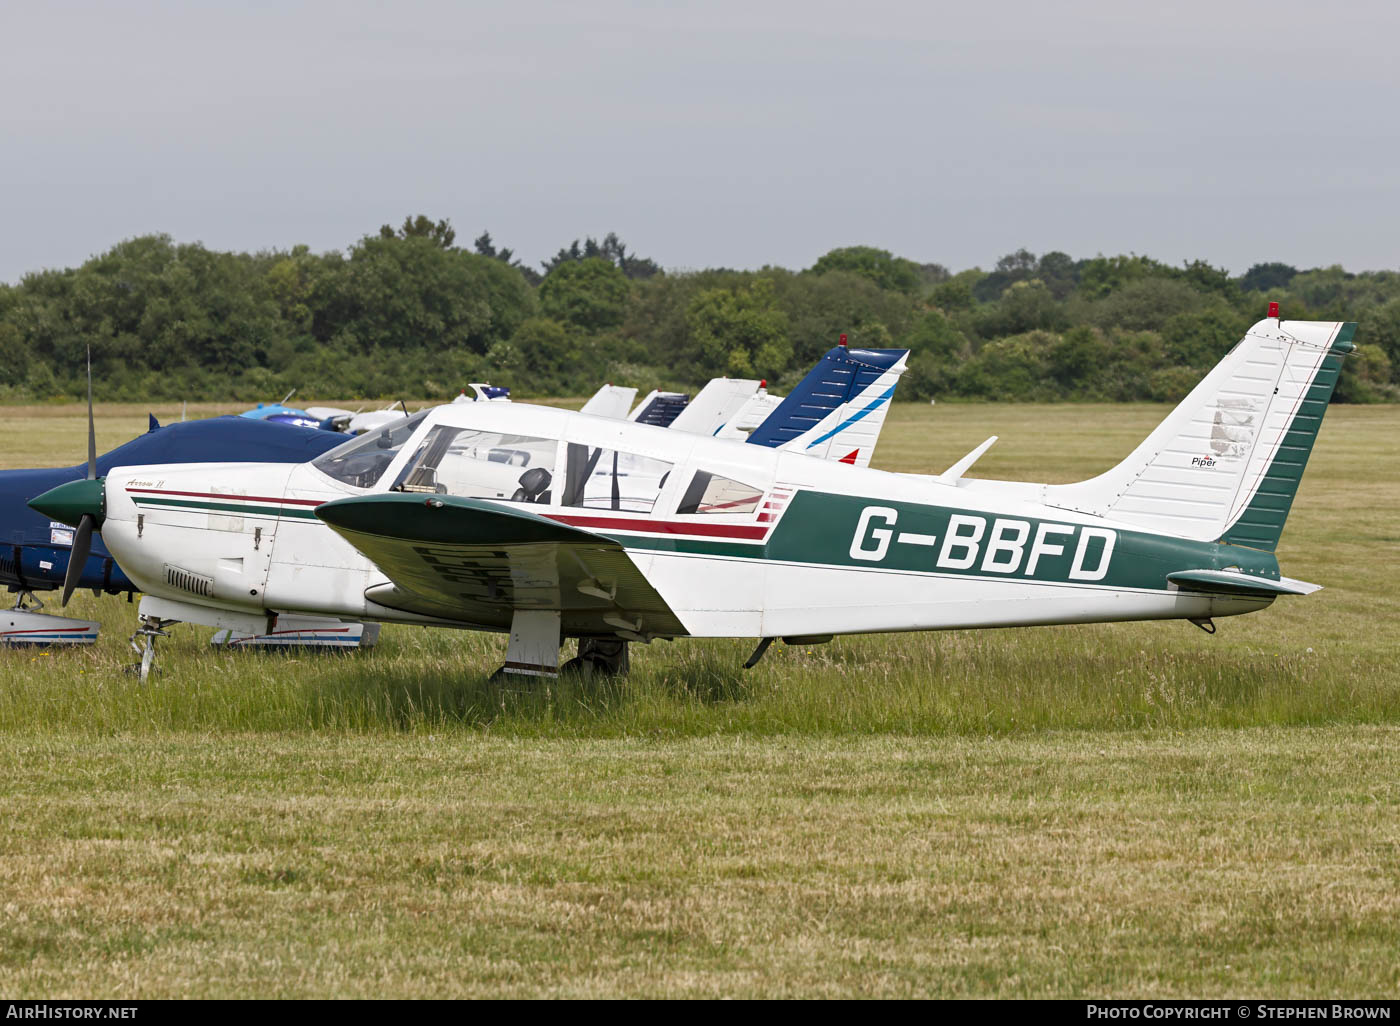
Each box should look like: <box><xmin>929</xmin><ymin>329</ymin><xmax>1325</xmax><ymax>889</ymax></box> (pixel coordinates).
<box><xmin>0</xmin><ymin>615</ymin><xmax>1394</xmax><ymax>736</ymax></box>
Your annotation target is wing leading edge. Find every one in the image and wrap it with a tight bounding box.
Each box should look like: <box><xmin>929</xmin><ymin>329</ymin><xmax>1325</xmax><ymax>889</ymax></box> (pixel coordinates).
<box><xmin>314</xmin><ymin>494</ymin><xmax>687</xmax><ymax>638</ymax></box>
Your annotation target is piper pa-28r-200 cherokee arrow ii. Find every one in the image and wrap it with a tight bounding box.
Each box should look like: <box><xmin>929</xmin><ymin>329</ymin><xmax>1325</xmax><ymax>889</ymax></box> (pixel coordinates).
<box><xmin>32</xmin><ymin>313</ymin><xmax>1353</xmax><ymax>680</ymax></box>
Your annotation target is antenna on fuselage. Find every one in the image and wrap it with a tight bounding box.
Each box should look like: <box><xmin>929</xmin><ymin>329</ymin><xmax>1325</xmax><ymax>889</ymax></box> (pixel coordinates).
<box><xmin>935</xmin><ymin>436</ymin><xmax>998</xmax><ymax>486</ymax></box>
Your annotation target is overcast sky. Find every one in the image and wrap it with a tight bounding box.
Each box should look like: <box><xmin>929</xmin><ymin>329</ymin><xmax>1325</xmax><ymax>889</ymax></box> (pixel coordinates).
<box><xmin>3</xmin><ymin>0</ymin><xmax>1398</xmax><ymax>282</ymax></box>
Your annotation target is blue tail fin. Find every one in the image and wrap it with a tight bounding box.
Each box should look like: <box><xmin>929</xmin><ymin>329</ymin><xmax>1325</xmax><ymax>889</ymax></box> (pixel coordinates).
<box><xmin>745</xmin><ymin>347</ymin><xmax>908</xmax><ymax>467</ymax></box>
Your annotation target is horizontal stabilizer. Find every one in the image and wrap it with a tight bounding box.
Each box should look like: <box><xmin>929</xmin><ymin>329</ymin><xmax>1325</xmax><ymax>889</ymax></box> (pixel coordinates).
<box><xmin>1167</xmin><ymin>569</ymin><xmax>1321</xmax><ymax>597</ymax></box>
<box><xmin>211</xmin><ymin>617</ymin><xmax>381</xmax><ymax>649</ymax></box>
<box><xmin>0</xmin><ymin>608</ymin><xmax>100</xmax><ymax>645</ymax></box>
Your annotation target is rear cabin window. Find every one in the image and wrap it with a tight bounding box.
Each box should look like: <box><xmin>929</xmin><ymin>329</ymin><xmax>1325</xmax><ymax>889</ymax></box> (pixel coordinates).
<box><xmin>390</xmin><ymin>427</ymin><xmax>559</xmax><ymax>503</ymax></box>
<box><xmin>563</xmin><ymin>444</ymin><xmax>673</xmax><ymax>513</ymax></box>
<box><xmin>677</xmin><ymin>472</ymin><xmax>764</xmax><ymax>515</ymax></box>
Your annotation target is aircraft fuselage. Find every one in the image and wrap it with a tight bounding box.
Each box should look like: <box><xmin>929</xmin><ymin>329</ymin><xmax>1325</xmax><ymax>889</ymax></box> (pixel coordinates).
<box><xmin>91</xmin><ymin>402</ymin><xmax>1275</xmax><ymax>640</ymax></box>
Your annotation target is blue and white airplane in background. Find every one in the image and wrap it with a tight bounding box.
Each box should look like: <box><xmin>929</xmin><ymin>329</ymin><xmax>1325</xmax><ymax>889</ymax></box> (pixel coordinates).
<box><xmin>239</xmin><ymin>389</ymin><xmax>348</xmax><ymax>431</ymax></box>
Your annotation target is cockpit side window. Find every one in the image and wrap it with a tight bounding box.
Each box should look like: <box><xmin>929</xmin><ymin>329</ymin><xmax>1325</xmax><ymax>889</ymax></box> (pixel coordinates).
<box><xmin>311</xmin><ymin>411</ymin><xmax>429</xmax><ymax>489</ymax></box>
<box><xmin>390</xmin><ymin>427</ymin><xmax>560</xmax><ymax>503</ymax></box>
<box><xmin>676</xmin><ymin>471</ymin><xmax>764</xmax><ymax>515</ymax></box>
<box><xmin>563</xmin><ymin>444</ymin><xmax>674</xmax><ymax>513</ymax></box>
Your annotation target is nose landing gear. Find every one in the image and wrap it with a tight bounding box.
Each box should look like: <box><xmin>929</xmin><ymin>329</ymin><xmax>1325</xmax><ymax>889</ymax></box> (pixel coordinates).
<box><xmin>128</xmin><ymin>615</ymin><xmax>176</xmax><ymax>682</ymax></box>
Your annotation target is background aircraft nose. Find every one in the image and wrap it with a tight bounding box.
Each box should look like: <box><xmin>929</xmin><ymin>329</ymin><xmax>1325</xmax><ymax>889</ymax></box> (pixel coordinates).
<box><xmin>29</xmin><ymin>478</ymin><xmax>105</xmax><ymax>528</ymax></box>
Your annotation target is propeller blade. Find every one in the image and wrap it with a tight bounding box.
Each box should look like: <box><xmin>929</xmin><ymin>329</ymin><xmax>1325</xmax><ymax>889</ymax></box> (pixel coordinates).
<box><xmin>61</xmin><ymin>514</ymin><xmax>95</xmax><ymax>607</ymax></box>
<box><xmin>86</xmin><ymin>346</ymin><xmax>97</xmax><ymax>479</ymax></box>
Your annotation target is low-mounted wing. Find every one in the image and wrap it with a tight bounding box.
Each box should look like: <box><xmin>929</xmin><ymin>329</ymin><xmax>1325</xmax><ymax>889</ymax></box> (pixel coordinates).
<box><xmin>315</xmin><ymin>494</ymin><xmax>687</xmax><ymax>638</ymax></box>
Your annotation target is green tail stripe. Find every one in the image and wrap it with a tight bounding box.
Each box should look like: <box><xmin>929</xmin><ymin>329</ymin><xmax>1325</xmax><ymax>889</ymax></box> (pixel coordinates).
<box><xmin>1219</xmin><ymin>323</ymin><xmax>1353</xmax><ymax>552</ymax></box>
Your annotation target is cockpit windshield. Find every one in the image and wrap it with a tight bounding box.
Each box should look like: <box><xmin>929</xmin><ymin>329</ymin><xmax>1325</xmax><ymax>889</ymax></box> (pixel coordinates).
<box><xmin>389</xmin><ymin>427</ymin><xmax>560</xmax><ymax>503</ymax></box>
<box><xmin>312</xmin><ymin>410</ymin><xmax>430</xmax><ymax>488</ymax></box>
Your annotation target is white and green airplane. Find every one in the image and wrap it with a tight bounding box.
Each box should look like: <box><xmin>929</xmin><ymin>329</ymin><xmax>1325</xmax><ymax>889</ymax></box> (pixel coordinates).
<box><xmin>32</xmin><ymin>314</ymin><xmax>1353</xmax><ymax>680</ymax></box>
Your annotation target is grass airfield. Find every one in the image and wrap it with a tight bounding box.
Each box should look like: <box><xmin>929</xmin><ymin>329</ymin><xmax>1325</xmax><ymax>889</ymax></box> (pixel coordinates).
<box><xmin>0</xmin><ymin>400</ymin><xmax>1397</xmax><ymax>997</ymax></box>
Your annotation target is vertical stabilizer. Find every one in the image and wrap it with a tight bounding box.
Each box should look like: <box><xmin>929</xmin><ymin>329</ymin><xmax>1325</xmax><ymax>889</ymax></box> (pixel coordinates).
<box><xmin>628</xmin><ymin>389</ymin><xmax>691</xmax><ymax>427</ymax></box>
<box><xmin>667</xmin><ymin>378</ymin><xmax>762</xmax><ymax>436</ymax></box>
<box><xmin>747</xmin><ymin>347</ymin><xmax>909</xmax><ymax>468</ymax></box>
<box><xmin>714</xmin><ymin>388</ymin><xmax>783</xmax><ymax>440</ymax></box>
<box><xmin>580</xmin><ymin>385</ymin><xmax>638</xmax><ymax>419</ymax></box>
<box><xmin>1045</xmin><ymin>318</ymin><xmax>1354</xmax><ymax>550</ymax></box>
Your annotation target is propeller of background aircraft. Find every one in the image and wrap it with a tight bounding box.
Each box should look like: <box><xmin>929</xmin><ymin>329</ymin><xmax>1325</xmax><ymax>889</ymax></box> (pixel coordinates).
<box><xmin>60</xmin><ymin>349</ymin><xmax>100</xmax><ymax>606</ymax></box>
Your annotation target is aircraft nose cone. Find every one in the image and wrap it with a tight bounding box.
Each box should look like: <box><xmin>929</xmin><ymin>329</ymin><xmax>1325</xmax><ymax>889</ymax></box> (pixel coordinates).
<box><xmin>29</xmin><ymin>478</ymin><xmax>105</xmax><ymax>528</ymax></box>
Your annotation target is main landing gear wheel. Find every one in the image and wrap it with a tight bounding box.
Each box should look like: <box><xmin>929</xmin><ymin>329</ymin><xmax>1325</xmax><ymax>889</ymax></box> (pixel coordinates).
<box><xmin>561</xmin><ymin>637</ymin><xmax>630</xmax><ymax>678</ymax></box>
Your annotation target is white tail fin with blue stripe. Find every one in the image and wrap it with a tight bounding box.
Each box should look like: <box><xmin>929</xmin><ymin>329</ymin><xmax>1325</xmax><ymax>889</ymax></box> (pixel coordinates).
<box><xmin>746</xmin><ymin>347</ymin><xmax>909</xmax><ymax>468</ymax></box>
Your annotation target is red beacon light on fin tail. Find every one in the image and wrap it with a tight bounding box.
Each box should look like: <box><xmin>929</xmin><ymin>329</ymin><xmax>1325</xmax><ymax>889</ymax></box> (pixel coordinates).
<box><xmin>1268</xmin><ymin>302</ymin><xmax>1280</xmax><ymax>319</ymax></box>
<box><xmin>839</xmin><ymin>334</ymin><xmax>848</xmax><ymax>347</ymax></box>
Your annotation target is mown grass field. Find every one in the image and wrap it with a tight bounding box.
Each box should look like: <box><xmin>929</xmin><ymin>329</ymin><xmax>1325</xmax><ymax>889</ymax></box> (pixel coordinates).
<box><xmin>0</xmin><ymin>400</ymin><xmax>1397</xmax><ymax>997</ymax></box>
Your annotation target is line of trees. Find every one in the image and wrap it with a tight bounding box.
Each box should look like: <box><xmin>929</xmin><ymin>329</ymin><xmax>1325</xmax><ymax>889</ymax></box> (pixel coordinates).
<box><xmin>0</xmin><ymin>217</ymin><xmax>1395</xmax><ymax>404</ymax></box>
